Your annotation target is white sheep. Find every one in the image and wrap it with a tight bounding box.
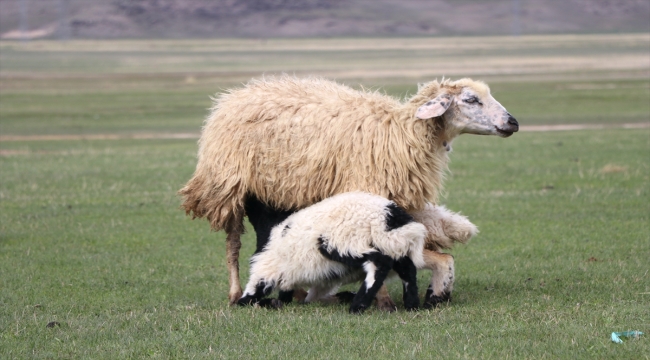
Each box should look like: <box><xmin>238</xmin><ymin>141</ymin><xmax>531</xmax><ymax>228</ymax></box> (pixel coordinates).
<box><xmin>238</xmin><ymin>192</ymin><xmax>427</xmax><ymax>314</ymax></box>
<box><xmin>179</xmin><ymin>76</ymin><xmax>518</xmax><ymax>308</ymax></box>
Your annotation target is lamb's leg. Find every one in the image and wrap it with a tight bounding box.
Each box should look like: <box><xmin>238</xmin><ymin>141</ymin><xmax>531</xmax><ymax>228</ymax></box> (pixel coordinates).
<box><xmin>304</xmin><ymin>284</ymin><xmax>339</xmax><ymax>304</ymax></box>
<box><xmin>422</xmin><ymin>249</ymin><xmax>454</xmax><ymax>308</ymax></box>
<box><xmin>278</xmin><ymin>290</ymin><xmax>294</xmax><ymax>304</ymax></box>
<box><xmin>350</xmin><ymin>253</ymin><xmax>393</xmax><ymax>314</ymax></box>
<box><xmin>237</xmin><ymin>279</ymin><xmax>273</xmax><ymax>306</ymax></box>
<box><xmin>392</xmin><ymin>257</ymin><xmax>420</xmax><ymax>311</ymax></box>
<box><xmin>226</xmin><ymin>229</ymin><xmax>243</xmax><ymax>305</ymax></box>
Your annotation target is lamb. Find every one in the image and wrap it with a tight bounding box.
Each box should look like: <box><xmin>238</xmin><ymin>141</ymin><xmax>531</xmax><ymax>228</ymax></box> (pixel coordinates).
<box><xmin>237</xmin><ymin>192</ymin><xmax>426</xmax><ymax>314</ymax></box>
<box><xmin>179</xmin><ymin>76</ymin><xmax>518</xmax><ymax>308</ymax></box>
<box><xmin>244</xmin><ymin>194</ymin><xmax>478</xmax><ymax>309</ymax></box>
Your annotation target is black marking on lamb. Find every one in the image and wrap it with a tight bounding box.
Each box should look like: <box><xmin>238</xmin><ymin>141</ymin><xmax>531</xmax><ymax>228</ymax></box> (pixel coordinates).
<box><xmin>317</xmin><ymin>236</ymin><xmax>366</xmax><ymax>268</ymax></box>
<box><xmin>237</xmin><ymin>279</ymin><xmax>273</xmax><ymax>306</ymax></box>
<box><xmin>281</xmin><ymin>224</ymin><xmax>291</xmax><ymax>237</ymax></box>
<box><xmin>244</xmin><ymin>194</ymin><xmax>296</xmax><ymax>253</ymax></box>
<box><xmin>423</xmin><ymin>284</ymin><xmax>451</xmax><ymax>309</ymax></box>
<box><xmin>349</xmin><ymin>252</ymin><xmax>394</xmax><ymax>314</ymax></box>
<box><xmin>277</xmin><ymin>290</ymin><xmax>294</xmax><ymax>304</ymax></box>
<box><xmin>335</xmin><ymin>291</ymin><xmax>357</xmax><ymax>303</ymax></box>
<box><xmin>391</xmin><ymin>256</ymin><xmax>420</xmax><ymax>311</ymax></box>
<box><xmin>384</xmin><ymin>203</ymin><xmax>414</xmax><ymax>231</ymax></box>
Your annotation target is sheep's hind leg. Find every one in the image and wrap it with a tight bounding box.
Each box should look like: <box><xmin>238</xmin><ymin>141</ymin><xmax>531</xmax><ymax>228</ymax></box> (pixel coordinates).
<box><xmin>422</xmin><ymin>250</ymin><xmax>454</xmax><ymax>308</ymax></box>
<box><xmin>375</xmin><ymin>285</ymin><xmax>397</xmax><ymax>312</ymax></box>
<box><xmin>392</xmin><ymin>257</ymin><xmax>420</xmax><ymax>311</ymax></box>
<box><xmin>350</xmin><ymin>253</ymin><xmax>393</xmax><ymax>314</ymax></box>
<box><xmin>226</xmin><ymin>229</ymin><xmax>243</xmax><ymax>305</ymax></box>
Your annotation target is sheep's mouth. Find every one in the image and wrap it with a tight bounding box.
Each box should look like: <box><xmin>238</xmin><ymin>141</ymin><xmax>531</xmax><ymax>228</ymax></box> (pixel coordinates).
<box><xmin>495</xmin><ymin>126</ymin><xmax>515</xmax><ymax>137</ymax></box>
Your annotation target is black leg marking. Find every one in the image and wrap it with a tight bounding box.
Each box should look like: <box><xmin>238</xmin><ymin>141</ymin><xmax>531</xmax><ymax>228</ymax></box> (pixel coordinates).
<box><xmin>422</xmin><ymin>284</ymin><xmax>451</xmax><ymax>309</ymax></box>
<box><xmin>318</xmin><ymin>236</ymin><xmax>366</xmax><ymax>268</ymax></box>
<box><xmin>384</xmin><ymin>203</ymin><xmax>414</xmax><ymax>231</ymax></box>
<box><xmin>278</xmin><ymin>290</ymin><xmax>294</xmax><ymax>304</ymax></box>
<box><xmin>237</xmin><ymin>280</ymin><xmax>273</xmax><ymax>306</ymax></box>
<box><xmin>349</xmin><ymin>253</ymin><xmax>394</xmax><ymax>314</ymax></box>
<box><xmin>335</xmin><ymin>291</ymin><xmax>357</xmax><ymax>304</ymax></box>
<box><xmin>392</xmin><ymin>257</ymin><xmax>419</xmax><ymax>311</ymax></box>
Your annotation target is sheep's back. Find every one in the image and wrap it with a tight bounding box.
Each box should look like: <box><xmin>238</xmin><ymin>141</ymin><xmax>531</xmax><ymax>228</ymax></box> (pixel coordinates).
<box><xmin>200</xmin><ymin>78</ymin><xmax>427</xmax><ymax>210</ymax></box>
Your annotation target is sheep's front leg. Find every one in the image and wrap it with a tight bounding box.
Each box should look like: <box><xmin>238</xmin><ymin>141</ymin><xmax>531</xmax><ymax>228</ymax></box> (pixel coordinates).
<box><xmin>350</xmin><ymin>254</ymin><xmax>393</xmax><ymax>314</ymax></box>
<box><xmin>422</xmin><ymin>249</ymin><xmax>454</xmax><ymax>308</ymax></box>
<box><xmin>392</xmin><ymin>257</ymin><xmax>420</xmax><ymax>311</ymax></box>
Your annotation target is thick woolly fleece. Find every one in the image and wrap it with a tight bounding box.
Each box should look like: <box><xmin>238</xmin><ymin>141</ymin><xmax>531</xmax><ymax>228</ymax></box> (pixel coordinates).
<box><xmin>179</xmin><ymin>76</ymin><xmax>492</xmax><ymax>233</ymax></box>
<box><xmin>410</xmin><ymin>203</ymin><xmax>478</xmax><ymax>251</ymax></box>
<box><xmin>238</xmin><ymin>192</ymin><xmax>426</xmax><ymax>313</ymax></box>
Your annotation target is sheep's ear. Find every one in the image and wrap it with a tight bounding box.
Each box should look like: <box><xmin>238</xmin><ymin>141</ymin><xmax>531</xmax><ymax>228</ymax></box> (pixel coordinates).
<box><xmin>416</xmin><ymin>94</ymin><xmax>452</xmax><ymax>119</ymax></box>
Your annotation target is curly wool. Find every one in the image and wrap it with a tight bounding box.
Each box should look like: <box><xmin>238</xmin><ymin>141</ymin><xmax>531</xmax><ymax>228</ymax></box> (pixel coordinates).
<box><xmin>243</xmin><ymin>192</ymin><xmax>426</xmax><ymax>293</ymax></box>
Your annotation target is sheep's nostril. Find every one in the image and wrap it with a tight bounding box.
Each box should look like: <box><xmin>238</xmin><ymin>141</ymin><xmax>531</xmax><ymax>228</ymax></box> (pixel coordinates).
<box><xmin>507</xmin><ymin>115</ymin><xmax>519</xmax><ymax>129</ymax></box>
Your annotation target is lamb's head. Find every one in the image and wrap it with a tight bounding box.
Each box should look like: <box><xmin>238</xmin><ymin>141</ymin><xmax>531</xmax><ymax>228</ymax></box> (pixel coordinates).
<box><xmin>413</xmin><ymin>78</ymin><xmax>519</xmax><ymax>139</ymax></box>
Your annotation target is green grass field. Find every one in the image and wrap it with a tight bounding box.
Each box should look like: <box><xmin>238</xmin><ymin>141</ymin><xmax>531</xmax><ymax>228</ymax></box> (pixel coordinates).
<box><xmin>1</xmin><ymin>35</ymin><xmax>649</xmax><ymax>358</ymax></box>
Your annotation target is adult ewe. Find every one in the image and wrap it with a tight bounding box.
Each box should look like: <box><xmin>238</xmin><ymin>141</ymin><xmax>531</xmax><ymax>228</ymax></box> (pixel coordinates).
<box><xmin>238</xmin><ymin>192</ymin><xmax>426</xmax><ymax>314</ymax></box>
<box><xmin>179</xmin><ymin>76</ymin><xmax>518</xmax><ymax>307</ymax></box>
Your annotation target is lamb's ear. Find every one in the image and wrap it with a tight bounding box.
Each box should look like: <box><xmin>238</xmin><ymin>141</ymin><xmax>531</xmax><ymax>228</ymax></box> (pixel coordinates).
<box><xmin>416</xmin><ymin>94</ymin><xmax>453</xmax><ymax>119</ymax></box>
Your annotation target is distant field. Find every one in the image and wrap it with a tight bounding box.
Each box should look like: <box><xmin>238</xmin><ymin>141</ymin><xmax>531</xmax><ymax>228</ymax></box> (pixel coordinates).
<box><xmin>1</xmin><ymin>34</ymin><xmax>648</xmax><ymax>136</ymax></box>
<box><xmin>0</xmin><ymin>35</ymin><xmax>649</xmax><ymax>358</ymax></box>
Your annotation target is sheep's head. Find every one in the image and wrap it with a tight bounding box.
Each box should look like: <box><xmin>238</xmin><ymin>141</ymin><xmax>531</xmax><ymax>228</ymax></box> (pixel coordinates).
<box><xmin>414</xmin><ymin>79</ymin><xmax>519</xmax><ymax>138</ymax></box>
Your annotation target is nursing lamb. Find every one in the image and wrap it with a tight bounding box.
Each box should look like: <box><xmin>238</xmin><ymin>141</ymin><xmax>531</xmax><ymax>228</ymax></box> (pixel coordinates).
<box><xmin>238</xmin><ymin>192</ymin><xmax>426</xmax><ymax>314</ymax></box>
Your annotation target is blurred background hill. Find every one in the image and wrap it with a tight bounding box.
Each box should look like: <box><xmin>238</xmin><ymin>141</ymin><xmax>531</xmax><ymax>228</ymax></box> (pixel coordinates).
<box><xmin>1</xmin><ymin>0</ymin><xmax>649</xmax><ymax>40</ymax></box>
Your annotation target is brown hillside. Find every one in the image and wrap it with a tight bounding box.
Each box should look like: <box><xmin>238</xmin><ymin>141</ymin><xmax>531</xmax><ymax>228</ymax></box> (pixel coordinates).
<box><xmin>1</xmin><ymin>0</ymin><xmax>648</xmax><ymax>39</ymax></box>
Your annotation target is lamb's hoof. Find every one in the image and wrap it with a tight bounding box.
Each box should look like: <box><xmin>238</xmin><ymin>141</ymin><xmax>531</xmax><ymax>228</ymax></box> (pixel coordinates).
<box><xmin>376</xmin><ymin>296</ymin><xmax>397</xmax><ymax>313</ymax></box>
<box><xmin>269</xmin><ymin>299</ymin><xmax>284</xmax><ymax>309</ymax></box>
<box><xmin>255</xmin><ymin>298</ymin><xmax>284</xmax><ymax>309</ymax></box>
<box><xmin>335</xmin><ymin>291</ymin><xmax>356</xmax><ymax>304</ymax></box>
<box><xmin>278</xmin><ymin>290</ymin><xmax>294</xmax><ymax>304</ymax></box>
<box><xmin>229</xmin><ymin>290</ymin><xmax>243</xmax><ymax>306</ymax></box>
<box><xmin>349</xmin><ymin>304</ymin><xmax>368</xmax><ymax>315</ymax></box>
<box><xmin>404</xmin><ymin>298</ymin><xmax>420</xmax><ymax>312</ymax></box>
<box><xmin>423</xmin><ymin>289</ymin><xmax>451</xmax><ymax>309</ymax></box>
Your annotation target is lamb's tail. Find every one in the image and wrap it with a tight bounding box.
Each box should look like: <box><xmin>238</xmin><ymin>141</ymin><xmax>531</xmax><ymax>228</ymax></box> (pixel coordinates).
<box><xmin>410</xmin><ymin>203</ymin><xmax>478</xmax><ymax>251</ymax></box>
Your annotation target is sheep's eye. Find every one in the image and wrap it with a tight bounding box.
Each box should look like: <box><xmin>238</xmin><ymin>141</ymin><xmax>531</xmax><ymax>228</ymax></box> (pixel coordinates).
<box><xmin>464</xmin><ymin>97</ymin><xmax>481</xmax><ymax>105</ymax></box>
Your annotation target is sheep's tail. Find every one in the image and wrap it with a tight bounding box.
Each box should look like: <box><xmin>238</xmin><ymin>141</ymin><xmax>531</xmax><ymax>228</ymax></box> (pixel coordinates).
<box><xmin>177</xmin><ymin>175</ymin><xmax>245</xmax><ymax>234</ymax></box>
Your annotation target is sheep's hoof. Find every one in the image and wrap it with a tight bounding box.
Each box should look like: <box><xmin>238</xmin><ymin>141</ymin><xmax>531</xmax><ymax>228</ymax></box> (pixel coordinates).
<box><xmin>292</xmin><ymin>288</ymin><xmax>309</xmax><ymax>303</ymax></box>
<box><xmin>229</xmin><ymin>290</ymin><xmax>243</xmax><ymax>306</ymax></box>
<box><xmin>335</xmin><ymin>291</ymin><xmax>356</xmax><ymax>304</ymax></box>
<box><xmin>423</xmin><ymin>289</ymin><xmax>451</xmax><ymax>309</ymax></box>
<box><xmin>375</xmin><ymin>297</ymin><xmax>397</xmax><ymax>313</ymax></box>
